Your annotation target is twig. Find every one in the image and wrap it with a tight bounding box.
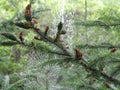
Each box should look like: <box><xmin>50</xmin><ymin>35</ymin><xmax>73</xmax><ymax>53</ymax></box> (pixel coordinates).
<box><xmin>77</xmin><ymin>44</ymin><xmax>120</xmax><ymax>49</ymax></box>
<box><xmin>90</xmin><ymin>23</ymin><xmax>120</xmax><ymax>27</ymax></box>
<box><xmin>48</xmin><ymin>51</ymin><xmax>70</xmax><ymax>56</ymax></box>
<box><xmin>80</xmin><ymin>59</ymin><xmax>120</xmax><ymax>85</ymax></box>
<box><xmin>75</xmin><ymin>21</ymin><xmax>120</xmax><ymax>27</ymax></box>
<box><xmin>33</xmin><ymin>28</ymin><xmax>71</xmax><ymax>57</ymax></box>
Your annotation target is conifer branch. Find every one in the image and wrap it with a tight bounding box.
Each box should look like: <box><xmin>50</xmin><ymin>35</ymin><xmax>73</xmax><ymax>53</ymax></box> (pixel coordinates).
<box><xmin>75</xmin><ymin>21</ymin><xmax>120</xmax><ymax>27</ymax></box>
<box><xmin>12</xmin><ymin>3</ymin><xmax>120</xmax><ymax>88</ymax></box>
<box><xmin>48</xmin><ymin>51</ymin><xmax>70</xmax><ymax>56</ymax></box>
<box><xmin>33</xmin><ymin>27</ymin><xmax>71</xmax><ymax>57</ymax></box>
<box><xmin>80</xmin><ymin>59</ymin><xmax>120</xmax><ymax>85</ymax></box>
<box><xmin>77</xmin><ymin>44</ymin><xmax>120</xmax><ymax>49</ymax></box>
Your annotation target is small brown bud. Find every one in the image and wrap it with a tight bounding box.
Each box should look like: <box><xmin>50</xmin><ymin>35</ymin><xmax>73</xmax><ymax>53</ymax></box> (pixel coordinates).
<box><xmin>19</xmin><ymin>32</ymin><xmax>23</xmax><ymax>38</ymax></box>
<box><xmin>74</xmin><ymin>48</ymin><xmax>83</xmax><ymax>60</ymax></box>
<box><xmin>104</xmin><ymin>82</ymin><xmax>110</xmax><ymax>88</ymax></box>
<box><xmin>34</xmin><ymin>36</ymin><xmax>40</xmax><ymax>40</ymax></box>
<box><xmin>26</xmin><ymin>3</ymin><xmax>31</xmax><ymax>10</ymax></box>
<box><xmin>25</xmin><ymin>3</ymin><xmax>32</xmax><ymax>21</ymax></box>
<box><xmin>18</xmin><ymin>32</ymin><xmax>24</xmax><ymax>43</ymax></box>
<box><xmin>110</xmin><ymin>48</ymin><xmax>117</xmax><ymax>53</ymax></box>
<box><xmin>44</xmin><ymin>26</ymin><xmax>49</xmax><ymax>36</ymax></box>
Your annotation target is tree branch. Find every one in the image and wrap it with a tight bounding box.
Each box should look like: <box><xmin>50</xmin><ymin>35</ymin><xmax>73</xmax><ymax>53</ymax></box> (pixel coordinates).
<box><xmin>77</xmin><ymin>44</ymin><xmax>120</xmax><ymax>49</ymax></box>
<box><xmin>33</xmin><ymin>27</ymin><xmax>71</xmax><ymax>57</ymax></box>
<box><xmin>80</xmin><ymin>59</ymin><xmax>120</xmax><ymax>85</ymax></box>
<box><xmin>48</xmin><ymin>51</ymin><xmax>70</xmax><ymax>56</ymax></box>
<box><xmin>27</xmin><ymin>27</ymin><xmax>120</xmax><ymax>85</ymax></box>
<box><xmin>75</xmin><ymin>21</ymin><xmax>120</xmax><ymax>27</ymax></box>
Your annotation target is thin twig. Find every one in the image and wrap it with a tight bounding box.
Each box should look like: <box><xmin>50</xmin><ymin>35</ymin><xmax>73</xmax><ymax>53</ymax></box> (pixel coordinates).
<box><xmin>80</xmin><ymin>59</ymin><xmax>120</xmax><ymax>85</ymax></box>
<box><xmin>75</xmin><ymin>22</ymin><xmax>120</xmax><ymax>27</ymax></box>
<box><xmin>48</xmin><ymin>51</ymin><xmax>70</xmax><ymax>56</ymax></box>
<box><xmin>33</xmin><ymin>28</ymin><xmax>71</xmax><ymax>57</ymax></box>
<box><xmin>77</xmin><ymin>44</ymin><xmax>120</xmax><ymax>49</ymax></box>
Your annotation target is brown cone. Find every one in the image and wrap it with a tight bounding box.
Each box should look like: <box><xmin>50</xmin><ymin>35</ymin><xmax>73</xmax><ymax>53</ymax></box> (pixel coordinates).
<box><xmin>74</xmin><ymin>48</ymin><xmax>83</xmax><ymax>59</ymax></box>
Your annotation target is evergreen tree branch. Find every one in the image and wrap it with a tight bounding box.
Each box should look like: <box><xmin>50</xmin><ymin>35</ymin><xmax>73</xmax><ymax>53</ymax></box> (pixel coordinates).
<box><xmin>12</xmin><ymin>3</ymin><xmax>120</xmax><ymax>88</ymax></box>
<box><xmin>18</xmin><ymin>41</ymin><xmax>70</xmax><ymax>57</ymax></box>
<box><xmin>15</xmin><ymin>26</ymin><xmax>119</xmax><ymax>86</ymax></box>
<box><xmin>48</xmin><ymin>51</ymin><xmax>70</xmax><ymax>56</ymax></box>
<box><xmin>75</xmin><ymin>21</ymin><xmax>120</xmax><ymax>27</ymax></box>
<box><xmin>80</xmin><ymin>59</ymin><xmax>120</xmax><ymax>85</ymax></box>
<box><xmin>77</xmin><ymin>44</ymin><xmax>120</xmax><ymax>49</ymax></box>
<box><xmin>33</xmin><ymin>27</ymin><xmax>71</xmax><ymax>57</ymax></box>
